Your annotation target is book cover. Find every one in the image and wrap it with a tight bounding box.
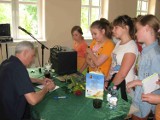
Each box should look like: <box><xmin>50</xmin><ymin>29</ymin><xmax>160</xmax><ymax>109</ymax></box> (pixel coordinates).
<box><xmin>85</xmin><ymin>72</ymin><xmax>104</xmax><ymax>100</ymax></box>
<box><xmin>142</xmin><ymin>73</ymin><xmax>160</xmax><ymax>94</ymax></box>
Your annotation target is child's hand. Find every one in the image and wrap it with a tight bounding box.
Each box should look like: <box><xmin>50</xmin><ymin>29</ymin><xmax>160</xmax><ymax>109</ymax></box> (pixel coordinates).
<box><xmin>104</xmin><ymin>81</ymin><xmax>109</xmax><ymax>90</ymax></box>
<box><xmin>86</xmin><ymin>48</ymin><xmax>92</xmax><ymax>55</ymax></box>
<box><xmin>156</xmin><ymin>79</ymin><xmax>160</xmax><ymax>85</ymax></box>
<box><xmin>142</xmin><ymin>93</ymin><xmax>160</xmax><ymax>104</ymax></box>
<box><xmin>126</xmin><ymin>80</ymin><xmax>142</xmax><ymax>93</ymax></box>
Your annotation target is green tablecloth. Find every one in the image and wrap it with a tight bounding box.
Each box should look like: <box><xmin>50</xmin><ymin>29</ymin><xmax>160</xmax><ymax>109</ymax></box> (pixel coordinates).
<box><xmin>28</xmin><ymin>68</ymin><xmax>131</xmax><ymax>120</ymax></box>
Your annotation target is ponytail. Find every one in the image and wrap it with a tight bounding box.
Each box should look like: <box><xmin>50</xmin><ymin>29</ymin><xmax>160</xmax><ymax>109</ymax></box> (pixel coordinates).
<box><xmin>112</xmin><ymin>15</ymin><xmax>135</xmax><ymax>39</ymax></box>
<box><xmin>91</xmin><ymin>18</ymin><xmax>112</xmax><ymax>39</ymax></box>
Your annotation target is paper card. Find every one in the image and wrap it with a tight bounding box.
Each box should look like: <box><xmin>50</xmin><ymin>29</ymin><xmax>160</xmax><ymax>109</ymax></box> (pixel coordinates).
<box><xmin>142</xmin><ymin>73</ymin><xmax>160</xmax><ymax>94</ymax></box>
<box><xmin>85</xmin><ymin>72</ymin><xmax>104</xmax><ymax>100</ymax></box>
<box><xmin>56</xmin><ymin>76</ymin><xmax>66</xmax><ymax>82</ymax></box>
<box><xmin>36</xmin><ymin>85</ymin><xmax>60</xmax><ymax>92</ymax></box>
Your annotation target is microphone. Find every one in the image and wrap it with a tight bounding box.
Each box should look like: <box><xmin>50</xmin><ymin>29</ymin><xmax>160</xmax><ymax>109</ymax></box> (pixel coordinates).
<box><xmin>18</xmin><ymin>26</ymin><xmax>48</xmax><ymax>67</ymax></box>
<box><xmin>18</xmin><ymin>26</ymin><xmax>31</xmax><ymax>35</ymax></box>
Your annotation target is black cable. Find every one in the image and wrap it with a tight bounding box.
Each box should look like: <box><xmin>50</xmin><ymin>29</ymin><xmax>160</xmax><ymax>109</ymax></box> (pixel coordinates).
<box><xmin>52</xmin><ymin>45</ymin><xmax>62</xmax><ymax>51</ymax></box>
<box><xmin>0</xmin><ymin>44</ymin><xmax>3</xmax><ymax>61</ymax></box>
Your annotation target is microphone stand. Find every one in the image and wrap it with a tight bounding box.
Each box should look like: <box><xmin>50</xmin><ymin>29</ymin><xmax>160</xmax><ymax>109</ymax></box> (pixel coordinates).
<box><xmin>19</xmin><ymin>29</ymin><xmax>48</xmax><ymax>67</ymax></box>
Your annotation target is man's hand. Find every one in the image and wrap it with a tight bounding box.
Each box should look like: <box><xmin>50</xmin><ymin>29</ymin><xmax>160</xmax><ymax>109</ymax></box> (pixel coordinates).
<box><xmin>31</xmin><ymin>77</ymin><xmax>54</xmax><ymax>85</ymax></box>
<box><xmin>44</xmin><ymin>80</ymin><xmax>56</xmax><ymax>92</ymax></box>
<box><xmin>43</xmin><ymin>78</ymin><xmax>54</xmax><ymax>85</ymax></box>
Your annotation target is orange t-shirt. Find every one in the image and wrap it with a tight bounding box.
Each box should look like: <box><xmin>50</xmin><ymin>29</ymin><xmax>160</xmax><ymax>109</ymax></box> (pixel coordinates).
<box><xmin>73</xmin><ymin>40</ymin><xmax>87</xmax><ymax>58</ymax></box>
<box><xmin>73</xmin><ymin>40</ymin><xmax>88</xmax><ymax>70</ymax></box>
<box><xmin>89</xmin><ymin>39</ymin><xmax>115</xmax><ymax>76</ymax></box>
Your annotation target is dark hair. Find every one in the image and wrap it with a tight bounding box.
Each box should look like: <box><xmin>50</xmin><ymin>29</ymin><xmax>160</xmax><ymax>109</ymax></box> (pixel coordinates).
<box><xmin>71</xmin><ymin>26</ymin><xmax>83</xmax><ymax>35</ymax></box>
<box><xmin>137</xmin><ymin>14</ymin><xmax>160</xmax><ymax>40</ymax></box>
<box><xmin>90</xmin><ymin>18</ymin><xmax>112</xmax><ymax>39</ymax></box>
<box><xmin>112</xmin><ymin>15</ymin><xmax>135</xmax><ymax>39</ymax></box>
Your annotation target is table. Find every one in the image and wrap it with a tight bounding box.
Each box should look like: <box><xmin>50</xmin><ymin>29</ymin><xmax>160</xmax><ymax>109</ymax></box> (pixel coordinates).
<box><xmin>28</xmin><ymin>68</ymin><xmax>131</xmax><ymax>120</ymax></box>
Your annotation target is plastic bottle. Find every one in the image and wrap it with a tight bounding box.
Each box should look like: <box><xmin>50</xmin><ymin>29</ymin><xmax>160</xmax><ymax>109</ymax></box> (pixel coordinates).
<box><xmin>108</xmin><ymin>85</ymin><xmax>118</xmax><ymax>109</ymax></box>
<box><xmin>111</xmin><ymin>86</ymin><xmax>118</xmax><ymax>97</ymax></box>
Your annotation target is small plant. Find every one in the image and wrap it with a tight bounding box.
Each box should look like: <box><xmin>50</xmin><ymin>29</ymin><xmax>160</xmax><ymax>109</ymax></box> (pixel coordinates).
<box><xmin>66</xmin><ymin>76</ymin><xmax>85</xmax><ymax>96</ymax></box>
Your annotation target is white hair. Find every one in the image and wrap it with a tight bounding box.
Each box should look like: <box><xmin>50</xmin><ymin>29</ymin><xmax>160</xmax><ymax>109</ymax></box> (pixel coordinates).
<box><xmin>15</xmin><ymin>41</ymin><xmax>34</xmax><ymax>54</ymax></box>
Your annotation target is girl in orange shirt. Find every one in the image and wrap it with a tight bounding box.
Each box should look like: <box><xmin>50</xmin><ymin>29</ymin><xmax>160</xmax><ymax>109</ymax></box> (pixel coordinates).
<box><xmin>80</xmin><ymin>18</ymin><xmax>115</xmax><ymax>76</ymax></box>
<box><xmin>71</xmin><ymin>26</ymin><xmax>88</xmax><ymax>71</ymax></box>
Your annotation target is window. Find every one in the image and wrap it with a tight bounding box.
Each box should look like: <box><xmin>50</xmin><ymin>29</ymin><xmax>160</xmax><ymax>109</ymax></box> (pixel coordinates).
<box><xmin>81</xmin><ymin>0</ymin><xmax>101</xmax><ymax>39</ymax></box>
<box><xmin>0</xmin><ymin>0</ymin><xmax>43</xmax><ymax>40</ymax></box>
<box><xmin>137</xmin><ymin>0</ymin><xmax>149</xmax><ymax>16</ymax></box>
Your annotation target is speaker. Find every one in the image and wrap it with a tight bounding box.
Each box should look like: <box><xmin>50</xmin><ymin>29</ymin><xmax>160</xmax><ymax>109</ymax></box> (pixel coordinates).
<box><xmin>0</xmin><ymin>24</ymin><xmax>11</xmax><ymax>36</ymax></box>
<box><xmin>50</xmin><ymin>47</ymin><xmax>77</xmax><ymax>75</ymax></box>
<box><xmin>0</xmin><ymin>24</ymin><xmax>13</xmax><ymax>43</ymax></box>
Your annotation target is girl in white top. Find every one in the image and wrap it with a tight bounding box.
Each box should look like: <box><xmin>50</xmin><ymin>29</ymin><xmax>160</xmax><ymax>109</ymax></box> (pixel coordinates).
<box><xmin>106</xmin><ymin>15</ymin><xmax>138</xmax><ymax>87</ymax></box>
<box><xmin>112</xmin><ymin>40</ymin><xmax>138</xmax><ymax>84</ymax></box>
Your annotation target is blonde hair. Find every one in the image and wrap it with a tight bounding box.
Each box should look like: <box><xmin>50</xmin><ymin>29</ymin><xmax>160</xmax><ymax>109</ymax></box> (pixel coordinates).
<box><xmin>137</xmin><ymin>14</ymin><xmax>160</xmax><ymax>39</ymax></box>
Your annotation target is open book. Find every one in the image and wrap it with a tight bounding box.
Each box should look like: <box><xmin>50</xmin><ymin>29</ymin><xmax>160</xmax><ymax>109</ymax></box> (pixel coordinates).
<box><xmin>85</xmin><ymin>72</ymin><xmax>104</xmax><ymax>100</ymax></box>
<box><xmin>142</xmin><ymin>73</ymin><xmax>160</xmax><ymax>94</ymax></box>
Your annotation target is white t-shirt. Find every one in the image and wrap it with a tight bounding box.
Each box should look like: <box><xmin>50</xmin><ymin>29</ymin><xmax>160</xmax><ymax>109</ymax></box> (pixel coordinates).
<box><xmin>111</xmin><ymin>40</ymin><xmax>138</xmax><ymax>83</ymax></box>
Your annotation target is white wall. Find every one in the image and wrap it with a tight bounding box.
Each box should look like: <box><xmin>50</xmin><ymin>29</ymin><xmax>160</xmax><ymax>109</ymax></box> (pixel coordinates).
<box><xmin>43</xmin><ymin>0</ymin><xmax>81</xmax><ymax>63</ymax></box>
<box><xmin>155</xmin><ymin>0</ymin><xmax>160</xmax><ymax>19</ymax></box>
<box><xmin>148</xmin><ymin>0</ymin><xmax>156</xmax><ymax>14</ymax></box>
<box><xmin>148</xmin><ymin>0</ymin><xmax>160</xmax><ymax>20</ymax></box>
<box><xmin>107</xmin><ymin>0</ymin><xmax>137</xmax><ymax>21</ymax></box>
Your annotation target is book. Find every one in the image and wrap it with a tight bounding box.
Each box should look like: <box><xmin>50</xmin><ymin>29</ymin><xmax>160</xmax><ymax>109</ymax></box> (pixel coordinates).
<box><xmin>142</xmin><ymin>73</ymin><xmax>160</xmax><ymax>94</ymax></box>
<box><xmin>85</xmin><ymin>72</ymin><xmax>105</xmax><ymax>100</ymax></box>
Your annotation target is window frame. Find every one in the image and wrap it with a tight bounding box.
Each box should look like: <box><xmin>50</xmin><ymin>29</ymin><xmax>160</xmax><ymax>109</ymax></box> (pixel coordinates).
<box><xmin>81</xmin><ymin>0</ymin><xmax>102</xmax><ymax>40</ymax></box>
<box><xmin>137</xmin><ymin>0</ymin><xmax>149</xmax><ymax>16</ymax></box>
<box><xmin>0</xmin><ymin>0</ymin><xmax>43</xmax><ymax>40</ymax></box>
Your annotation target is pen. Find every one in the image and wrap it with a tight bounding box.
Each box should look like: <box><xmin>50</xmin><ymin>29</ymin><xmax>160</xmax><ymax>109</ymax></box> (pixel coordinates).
<box><xmin>53</xmin><ymin>96</ymin><xmax>67</xmax><ymax>100</ymax></box>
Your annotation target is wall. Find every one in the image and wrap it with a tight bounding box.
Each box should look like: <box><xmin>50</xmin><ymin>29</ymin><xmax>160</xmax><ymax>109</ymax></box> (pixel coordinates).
<box><xmin>107</xmin><ymin>0</ymin><xmax>137</xmax><ymax>21</ymax></box>
<box><xmin>102</xmin><ymin>0</ymin><xmax>109</xmax><ymax>19</ymax></box>
<box><xmin>155</xmin><ymin>0</ymin><xmax>160</xmax><ymax>19</ymax></box>
<box><xmin>148</xmin><ymin>0</ymin><xmax>156</xmax><ymax>14</ymax></box>
<box><xmin>43</xmin><ymin>0</ymin><xmax>81</xmax><ymax>63</ymax></box>
<box><xmin>148</xmin><ymin>0</ymin><xmax>160</xmax><ymax>20</ymax></box>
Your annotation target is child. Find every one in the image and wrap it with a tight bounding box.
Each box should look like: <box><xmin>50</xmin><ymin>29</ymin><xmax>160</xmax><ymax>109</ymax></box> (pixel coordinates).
<box><xmin>108</xmin><ymin>15</ymin><xmax>138</xmax><ymax>84</ymax></box>
<box><xmin>80</xmin><ymin>18</ymin><xmax>115</xmax><ymax>76</ymax></box>
<box><xmin>71</xmin><ymin>26</ymin><xmax>88</xmax><ymax>72</ymax></box>
<box><xmin>106</xmin><ymin>15</ymin><xmax>138</xmax><ymax>101</ymax></box>
<box><xmin>126</xmin><ymin>14</ymin><xmax>160</xmax><ymax>120</ymax></box>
